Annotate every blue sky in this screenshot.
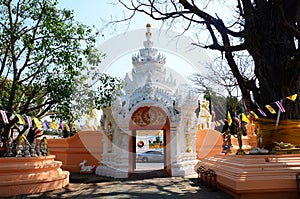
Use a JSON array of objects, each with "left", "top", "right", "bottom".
[
  {"left": 58, "top": 0, "right": 203, "bottom": 79},
  {"left": 57, "top": 1, "right": 234, "bottom": 79},
  {"left": 57, "top": 0, "right": 232, "bottom": 38},
  {"left": 56, "top": 1, "right": 231, "bottom": 123},
  {"left": 58, "top": 0, "right": 162, "bottom": 40}
]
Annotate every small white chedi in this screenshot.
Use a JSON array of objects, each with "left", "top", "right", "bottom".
[{"left": 96, "top": 24, "right": 209, "bottom": 178}]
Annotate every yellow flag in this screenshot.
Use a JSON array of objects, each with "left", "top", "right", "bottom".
[
  {"left": 33, "top": 118, "right": 42, "bottom": 129},
  {"left": 241, "top": 113, "right": 250, "bottom": 124},
  {"left": 50, "top": 119, "right": 58, "bottom": 130},
  {"left": 265, "top": 105, "right": 276, "bottom": 114},
  {"left": 20, "top": 134, "right": 26, "bottom": 144},
  {"left": 65, "top": 124, "right": 70, "bottom": 132},
  {"left": 286, "top": 94, "right": 297, "bottom": 102},
  {"left": 227, "top": 111, "right": 232, "bottom": 126},
  {"left": 15, "top": 114, "right": 25, "bottom": 125},
  {"left": 250, "top": 111, "right": 259, "bottom": 119}
]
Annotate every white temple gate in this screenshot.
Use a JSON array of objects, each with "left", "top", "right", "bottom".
[{"left": 95, "top": 24, "right": 204, "bottom": 178}]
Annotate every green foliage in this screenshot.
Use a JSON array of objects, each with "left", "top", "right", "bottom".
[
  {"left": 94, "top": 73, "right": 126, "bottom": 109},
  {"left": 0, "top": 0, "right": 110, "bottom": 137},
  {"left": 0, "top": 0, "right": 130, "bottom": 156}
]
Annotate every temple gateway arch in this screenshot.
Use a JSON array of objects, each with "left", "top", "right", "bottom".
[{"left": 94, "top": 24, "right": 213, "bottom": 178}]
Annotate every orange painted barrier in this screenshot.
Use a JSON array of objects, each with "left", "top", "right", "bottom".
[
  {"left": 195, "top": 126, "right": 299, "bottom": 199},
  {"left": 47, "top": 131, "right": 103, "bottom": 172},
  {"left": 0, "top": 155, "right": 69, "bottom": 197},
  {"left": 198, "top": 153, "right": 300, "bottom": 199},
  {"left": 196, "top": 129, "right": 223, "bottom": 160},
  {"left": 196, "top": 125, "right": 257, "bottom": 159}
]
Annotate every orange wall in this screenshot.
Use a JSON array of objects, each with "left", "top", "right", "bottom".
[
  {"left": 47, "top": 131, "right": 103, "bottom": 172},
  {"left": 48, "top": 128, "right": 253, "bottom": 173},
  {"left": 49, "top": 129, "right": 222, "bottom": 172},
  {"left": 196, "top": 125, "right": 257, "bottom": 160},
  {"left": 196, "top": 129, "right": 223, "bottom": 160}
]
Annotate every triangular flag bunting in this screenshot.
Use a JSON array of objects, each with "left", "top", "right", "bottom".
[
  {"left": 286, "top": 94, "right": 297, "bottom": 102},
  {"left": 33, "top": 118, "right": 42, "bottom": 129},
  {"left": 241, "top": 113, "right": 249, "bottom": 124},
  {"left": 0, "top": 110, "right": 9, "bottom": 124},
  {"left": 44, "top": 120, "right": 50, "bottom": 129},
  {"left": 15, "top": 114, "right": 25, "bottom": 124},
  {"left": 258, "top": 108, "right": 267, "bottom": 117},
  {"left": 275, "top": 101, "right": 286, "bottom": 112},
  {"left": 50, "top": 119, "right": 58, "bottom": 130},
  {"left": 227, "top": 111, "right": 232, "bottom": 126},
  {"left": 26, "top": 116, "right": 32, "bottom": 128},
  {"left": 234, "top": 113, "right": 241, "bottom": 127},
  {"left": 65, "top": 124, "right": 70, "bottom": 132},
  {"left": 59, "top": 121, "right": 64, "bottom": 130},
  {"left": 219, "top": 120, "right": 225, "bottom": 126},
  {"left": 250, "top": 111, "right": 259, "bottom": 119},
  {"left": 265, "top": 105, "right": 276, "bottom": 114}
]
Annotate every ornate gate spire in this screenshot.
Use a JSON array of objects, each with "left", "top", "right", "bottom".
[{"left": 132, "top": 24, "right": 166, "bottom": 66}]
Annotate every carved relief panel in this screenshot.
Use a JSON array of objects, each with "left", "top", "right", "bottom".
[{"left": 131, "top": 106, "right": 169, "bottom": 128}]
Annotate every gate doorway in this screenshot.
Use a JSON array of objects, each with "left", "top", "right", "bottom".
[
  {"left": 135, "top": 130, "right": 165, "bottom": 172},
  {"left": 128, "top": 106, "right": 171, "bottom": 177}
]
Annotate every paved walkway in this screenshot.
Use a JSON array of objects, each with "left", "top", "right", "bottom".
[{"left": 9, "top": 173, "right": 234, "bottom": 199}]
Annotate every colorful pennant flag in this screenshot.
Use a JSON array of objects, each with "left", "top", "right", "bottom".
[
  {"left": 15, "top": 114, "right": 25, "bottom": 124},
  {"left": 50, "top": 119, "right": 58, "bottom": 130},
  {"left": 59, "top": 121, "right": 64, "bottom": 130},
  {"left": 286, "top": 94, "right": 297, "bottom": 102},
  {"left": 219, "top": 119, "right": 225, "bottom": 126},
  {"left": 227, "top": 111, "right": 232, "bottom": 126},
  {"left": 65, "top": 124, "right": 70, "bottom": 132},
  {"left": 238, "top": 93, "right": 297, "bottom": 121},
  {"left": 241, "top": 113, "right": 249, "bottom": 124},
  {"left": 250, "top": 111, "right": 259, "bottom": 119},
  {"left": 258, "top": 108, "right": 267, "bottom": 117},
  {"left": 26, "top": 116, "right": 32, "bottom": 128},
  {"left": 33, "top": 118, "right": 42, "bottom": 129},
  {"left": 234, "top": 113, "right": 241, "bottom": 127},
  {"left": 70, "top": 124, "right": 75, "bottom": 132},
  {"left": 265, "top": 105, "right": 276, "bottom": 114},
  {"left": 275, "top": 101, "right": 286, "bottom": 112},
  {"left": 44, "top": 120, "right": 50, "bottom": 129},
  {"left": 0, "top": 110, "right": 9, "bottom": 124}
]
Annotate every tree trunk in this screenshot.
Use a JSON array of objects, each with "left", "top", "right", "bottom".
[{"left": 244, "top": 1, "right": 300, "bottom": 120}]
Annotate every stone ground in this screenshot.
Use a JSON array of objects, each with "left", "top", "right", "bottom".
[{"left": 6, "top": 172, "right": 234, "bottom": 199}]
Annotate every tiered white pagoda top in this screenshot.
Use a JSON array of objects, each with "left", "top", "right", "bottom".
[
  {"left": 122, "top": 23, "right": 190, "bottom": 110},
  {"left": 132, "top": 24, "right": 166, "bottom": 66},
  {"left": 114, "top": 24, "right": 194, "bottom": 123}
]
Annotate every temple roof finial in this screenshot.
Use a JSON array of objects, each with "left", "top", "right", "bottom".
[
  {"left": 144, "top": 23, "right": 153, "bottom": 48},
  {"left": 132, "top": 24, "right": 166, "bottom": 66}
]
